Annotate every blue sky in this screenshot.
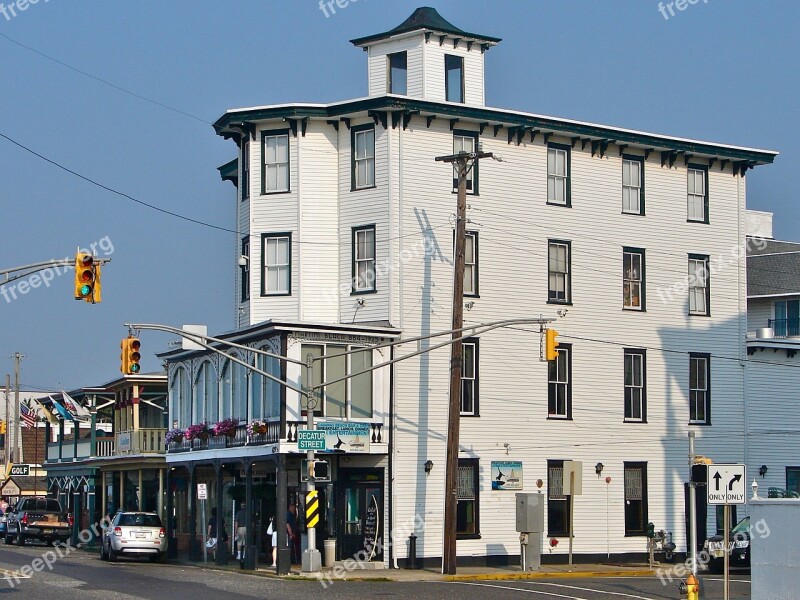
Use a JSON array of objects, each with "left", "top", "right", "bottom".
[{"left": 0, "top": 0, "right": 797, "bottom": 391}]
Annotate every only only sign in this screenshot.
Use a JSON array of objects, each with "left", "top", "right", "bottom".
[{"left": 707, "top": 464, "right": 747, "bottom": 505}]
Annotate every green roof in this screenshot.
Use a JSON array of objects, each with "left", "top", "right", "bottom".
[
  {"left": 350, "top": 6, "right": 501, "bottom": 47},
  {"left": 213, "top": 96, "right": 778, "bottom": 166}
]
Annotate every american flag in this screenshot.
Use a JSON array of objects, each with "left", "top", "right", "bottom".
[{"left": 20, "top": 402, "right": 38, "bottom": 428}]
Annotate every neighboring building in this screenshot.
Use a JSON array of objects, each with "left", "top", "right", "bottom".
[
  {"left": 167, "top": 7, "right": 778, "bottom": 567},
  {"left": 745, "top": 211, "right": 800, "bottom": 500},
  {"left": 0, "top": 389, "right": 51, "bottom": 464},
  {"left": 44, "top": 373, "right": 167, "bottom": 533}
]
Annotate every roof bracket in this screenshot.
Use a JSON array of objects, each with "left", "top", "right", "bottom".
[
  {"left": 618, "top": 144, "right": 628, "bottom": 156},
  {"left": 467, "top": 41, "right": 474, "bottom": 52},
  {"left": 450, "top": 118, "right": 459, "bottom": 131},
  {"left": 516, "top": 127, "right": 525, "bottom": 146},
  {"left": 288, "top": 119, "right": 298, "bottom": 138},
  {"left": 542, "top": 132, "right": 552, "bottom": 145},
  {"left": 326, "top": 120, "right": 339, "bottom": 132},
  {"left": 300, "top": 117, "right": 309, "bottom": 137},
  {"left": 720, "top": 159, "right": 728, "bottom": 172},
  {"left": 683, "top": 153, "right": 693, "bottom": 166},
  {"left": 403, "top": 111, "right": 419, "bottom": 130},
  {"left": 591, "top": 140, "right": 600, "bottom": 157},
  {"left": 426, "top": 115, "right": 436, "bottom": 128},
  {"left": 571, "top": 137, "right": 580, "bottom": 148},
  {"left": 341, "top": 117, "right": 351, "bottom": 130},
  {"left": 368, "top": 110, "right": 387, "bottom": 129},
  {"left": 424, "top": 32, "right": 432, "bottom": 43},
  {"left": 707, "top": 158, "right": 717, "bottom": 170},
  {"left": 493, "top": 124, "right": 502, "bottom": 137},
  {"left": 644, "top": 149, "right": 653, "bottom": 160},
  {"left": 600, "top": 140, "right": 610, "bottom": 158},
  {"left": 439, "top": 35, "right": 446, "bottom": 46},
  {"left": 530, "top": 129, "right": 538, "bottom": 143},
  {"left": 581, "top": 138, "right": 590, "bottom": 151},
  {"left": 507, "top": 127, "right": 517, "bottom": 145},
  {"left": 391, "top": 112, "right": 402, "bottom": 129},
  {"left": 479, "top": 122, "right": 488, "bottom": 135},
  {"left": 453, "top": 37, "right": 461, "bottom": 49}
]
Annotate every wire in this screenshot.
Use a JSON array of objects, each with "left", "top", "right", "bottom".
[
  {"left": 0, "top": 132, "right": 241, "bottom": 235},
  {"left": 0, "top": 31, "right": 211, "bottom": 125}
]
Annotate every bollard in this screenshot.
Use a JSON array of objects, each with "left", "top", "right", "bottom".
[{"left": 407, "top": 533, "right": 418, "bottom": 569}]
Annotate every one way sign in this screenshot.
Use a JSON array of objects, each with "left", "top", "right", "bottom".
[{"left": 707, "top": 464, "right": 747, "bottom": 505}]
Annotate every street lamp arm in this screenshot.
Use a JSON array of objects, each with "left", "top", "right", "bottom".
[
  {"left": 126, "top": 323, "right": 306, "bottom": 395},
  {"left": 127, "top": 322, "right": 305, "bottom": 366},
  {"left": 314, "top": 317, "right": 552, "bottom": 391}
]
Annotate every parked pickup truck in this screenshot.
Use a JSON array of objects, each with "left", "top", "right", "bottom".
[{"left": 4, "top": 497, "right": 72, "bottom": 546}]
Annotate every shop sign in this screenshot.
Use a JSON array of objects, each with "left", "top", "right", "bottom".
[
  {"left": 491, "top": 461, "right": 523, "bottom": 490},
  {"left": 2, "top": 479, "right": 20, "bottom": 496},
  {"left": 318, "top": 421, "right": 370, "bottom": 453}
]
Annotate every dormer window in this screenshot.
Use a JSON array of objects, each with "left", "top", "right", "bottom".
[
  {"left": 387, "top": 52, "right": 407, "bottom": 95},
  {"left": 445, "top": 54, "right": 464, "bottom": 103}
]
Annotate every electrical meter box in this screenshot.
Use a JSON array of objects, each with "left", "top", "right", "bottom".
[{"left": 515, "top": 493, "right": 544, "bottom": 532}]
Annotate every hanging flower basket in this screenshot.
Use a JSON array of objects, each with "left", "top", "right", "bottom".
[
  {"left": 185, "top": 422, "right": 210, "bottom": 442},
  {"left": 247, "top": 419, "right": 268, "bottom": 436},
  {"left": 212, "top": 418, "right": 240, "bottom": 438},
  {"left": 165, "top": 428, "right": 184, "bottom": 447}
]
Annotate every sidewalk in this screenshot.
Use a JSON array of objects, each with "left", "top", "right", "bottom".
[{"left": 173, "top": 557, "right": 656, "bottom": 582}]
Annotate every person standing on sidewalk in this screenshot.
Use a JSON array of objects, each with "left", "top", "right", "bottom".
[
  {"left": 287, "top": 503, "right": 298, "bottom": 563},
  {"left": 234, "top": 502, "right": 247, "bottom": 560}
]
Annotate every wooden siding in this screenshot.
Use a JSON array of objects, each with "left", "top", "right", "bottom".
[
  {"left": 367, "top": 35, "right": 425, "bottom": 98},
  {"left": 423, "top": 38, "right": 485, "bottom": 106}
]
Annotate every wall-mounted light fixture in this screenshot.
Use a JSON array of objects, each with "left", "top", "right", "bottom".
[
  {"left": 465, "top": 301, "right": 475, "bottom": 310},
  {"left": 424, "top": 460, "right": 434, "bottom": 475},
  {"left": 759, "top": 464, "right": 768, "bottom": 478},
  {"left": 595, "top": 462, "right": 604, "bottom": 477},
  {"left": 238, "top": 255, "right": 249, "bottom": 267},
  {"left": 751, "top": 479, "right": 759, "bottom": 499}
]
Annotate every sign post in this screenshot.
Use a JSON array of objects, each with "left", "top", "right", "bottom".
[
  {"left": 707, "top": 464, "right": 746, "bottom": 600},
  {"left": 562, "top": 461, "right": 583, "bottom": 568},
  {"left": 197, "top": 483, "right": 208, "bottom": 563}
]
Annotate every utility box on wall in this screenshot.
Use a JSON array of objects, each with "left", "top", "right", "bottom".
[{"left": 516, "top": 493, "right": 544, "bottom": 533}]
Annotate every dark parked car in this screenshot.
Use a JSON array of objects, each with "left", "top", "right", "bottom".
[{"left": 704, "top": 516, "right": 751, "bottom": 573}]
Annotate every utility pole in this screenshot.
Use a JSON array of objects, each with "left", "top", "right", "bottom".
[
  {"left": 4, "top": 374, "right": 9, "bottom": 467},
  {"left": 435, "top": 147, "right": 492, "bottom": 575},
  {"left": 688, "top": 431, "right": 697, "bottom": 576},
  {"left": 13, "top": 353, "right": 23, "bottom": 464},
  {"left": 302, "top": 353, "right": 321, "bottom": 572}
]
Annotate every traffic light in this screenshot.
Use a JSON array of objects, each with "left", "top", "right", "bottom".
[
  {"left": 0, "top": 419, "right": 5, "bottom": 434},
  {"left": 309, "top": 459, "right": 330, "bottom": 482},
  {"left": 647, "top": 522, "right": 655, "bottom": 539},
  {"left": 120, "top": 337, "right": 142, "bottom": 374},
  {"left": 545, "top": 328, "right": 560, "bottom": 361},
  {"left": 91, "top": 263, "right": 102, "bottom": 303},
  {"left": 74, "top": 253, "right": 94, "bottom": 301}
]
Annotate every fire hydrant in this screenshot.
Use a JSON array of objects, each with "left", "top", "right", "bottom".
[{"left": 685, "top": 574, "right": 699, "bottom": 600}]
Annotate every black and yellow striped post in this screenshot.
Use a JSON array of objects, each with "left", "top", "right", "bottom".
[{"left": 305, "top": 490, "right": 320, "bottom": 529}]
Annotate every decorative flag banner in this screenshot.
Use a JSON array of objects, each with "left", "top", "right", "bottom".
[
  {"left": 34, "top": 398, "right": 60, "bottom": 426},
  {"left": 50, "top": 397, "right": 75, "bottom": 422},
  {"left": 20, "top": 402, "right": 38, "bottom": 428},
  {"left": 61, "top": 390, "right": 91, "bottom": 421}
]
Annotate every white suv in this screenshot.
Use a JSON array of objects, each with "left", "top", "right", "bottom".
[{"left": 100, "top": 512, "right": 166, "bottom": 563}]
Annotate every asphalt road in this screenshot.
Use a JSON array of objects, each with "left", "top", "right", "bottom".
[{"left": 0, "top": 542, "right": 751, "bottom": 599}]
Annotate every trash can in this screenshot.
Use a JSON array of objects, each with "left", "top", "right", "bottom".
[{"left": 324, "top": 538, "right": 336, "bottom": 567}]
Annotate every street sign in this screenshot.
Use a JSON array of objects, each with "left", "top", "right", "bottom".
[
  {"left": 298, "top": 429, "right": 326, "bottom": 451},
  {"left": 197, "top": 483, "right": 208, "bottom": 500},
  {"left": 562, "top": 461, "right": 583, "bottom": 496},
  {"left": 707, "top": 464, "right": 746, "bottom": 505},
  {"left": 9, "top": 465, "right": 29, "bottom": 476}
]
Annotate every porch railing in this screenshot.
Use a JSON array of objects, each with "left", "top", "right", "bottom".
[
  {"left": 769, "top": 318, "right": 800, "bottom": 338},
  {"left": 115, "top": 428, "right": 166, "bottom": 455}
]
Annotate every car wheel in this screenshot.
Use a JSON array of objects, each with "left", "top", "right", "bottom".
[
  {"left": 108, "top": 545, "right": 118, "bottom": 562},
  {"left": 3, "top": 533, "right": 11, "bottom": 545},
  {"left": 15, "top": 532, "right": 24, "bottom": 547}
]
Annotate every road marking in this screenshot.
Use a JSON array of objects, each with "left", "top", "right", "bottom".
[
  {"left": 0, "top": 568, "right": 30, "bottom": 579},
  {"left": 525, "top": 581, "right": 655, "bottom": 600},
  {"left": 450, "top": 581, "right": 589, "bottom": 599},
  {"left": 705, "top": 577, "right": 750, "bottom": 584}
]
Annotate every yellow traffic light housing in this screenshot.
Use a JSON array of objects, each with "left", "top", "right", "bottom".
[
  {"left": 545, "top": 328, "right": 560, "bottom": 361},
  {"left": 91, "top": 263, "right": 102, "bottom": 303},
  {"left": 74, "top": 253, "right": 94, "bottom": 301},
  {"left": 120, "top": 337, "right": 142, "bottom": 374}
]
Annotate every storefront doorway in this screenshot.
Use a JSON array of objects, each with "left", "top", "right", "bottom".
[{"left": 336, "top": 469, "right": 383, "bottom": 562}]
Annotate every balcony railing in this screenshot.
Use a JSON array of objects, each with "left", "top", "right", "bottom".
[
  {"left": 769, "top": 318, "right": 800, "bottom": 338},
  {"left": 46, "top": 438, "right": 115, "bottom": 462},
  {"left": 115, "top": 428, "right": 166, "bottom": 455},
  {"left": 166, "top": 420, "right": 385, "bottom": 453}
]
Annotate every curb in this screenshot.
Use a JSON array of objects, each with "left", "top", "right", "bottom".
[{"left": 444, "top": 569, "right": 656, "bottom": 581}]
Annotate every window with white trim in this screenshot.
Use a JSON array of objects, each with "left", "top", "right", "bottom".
[
  {"left": 300, "top": 343, "right": 373, "bottom": 419},
  {"left": 548, "top": 240, "right": 571, "bottom": 303},
  {"left": 547, "top": 144, "right": 570, "bottom": 206},
  {"left": 624, "top": 349, "right": 646, "bottom": 422},
  {"left": 387, "top": 51, "right": 407, "bottom": 95},
  {"left": 623, "top": 248, "right": 645, "bottom": 310},
  {"left": 688, "top": 255, "right": 709, "bottom": 315},
  {"left": 460, "top": 338, "right": 478, "bottom": 416},
  {"left": 464, "top": 232, "right": 478, "bottom": 296},
  {"left": 453, "top": 131, "right": 478, "bottom": 193},
  {"left": 261, "top": 234, "right": 291, "bottom": 295},
  {"left": 352, "top": 126, "right": 375, "bottom": 189},
  {"left": 548, "top": 345, "right": 571, "bottom": 418},
  {"left": 262, "top": 132, "right": 289, "bottom": 193},
  {"left": 622, "top": 156, "right": 644, "bottom": 214},
  {"left": 445, "top": 54, "right": 464, "bottom": 103},
  {"left": 353, "top": 226, "right": 376, "bottom": 293},
  {"left": 689, "top": 353, "right": 710, "bottom": 424},
  {"left": 687, "top": 166, "right": 708, "bottom": 222}
]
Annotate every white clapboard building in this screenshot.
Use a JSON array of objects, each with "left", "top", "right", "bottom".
[{"left": 167, "top": 7, "right": 778, "bottom": 567}]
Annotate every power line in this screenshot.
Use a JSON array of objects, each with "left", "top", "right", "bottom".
[
  {"left": 0, "top": 131, "right": 241, "bottom": 235},
  {"left": 0, "top": 31, "right": 211, "bottom": 125}
]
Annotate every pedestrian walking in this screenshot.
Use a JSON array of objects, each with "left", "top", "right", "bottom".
[{"left": 234, "top": 502, "right": 247, "bottom": 560}]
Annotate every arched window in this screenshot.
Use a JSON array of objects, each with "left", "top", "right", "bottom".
[
  {"left": 220, "top": 359, "right": 232, "bottom": 420},
  {"left": 232, "top": 355, "right": 248, "bottom": 420},
  {"left": 265, "top": 355, "right": 281, "bottom": 419},
  {"left": 194, "top": 361, "right": 217, "bottom": 424},
  {"left": 171, "top": 367, "right": 191, "bottom": 428}
]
